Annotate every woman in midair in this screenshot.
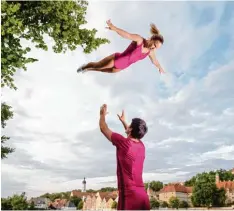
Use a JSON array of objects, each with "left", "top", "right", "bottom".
[{"left": 77, "top": 20, "right": 165, "bottom": 74}]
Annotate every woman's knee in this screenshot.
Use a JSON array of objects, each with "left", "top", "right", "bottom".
[{"left": 112, "top": 68, "right": 121, "bottom": 73}]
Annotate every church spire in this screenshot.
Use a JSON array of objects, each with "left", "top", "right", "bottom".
[{"left": 82, "top": 177, "right": 86, "bottom": 192}]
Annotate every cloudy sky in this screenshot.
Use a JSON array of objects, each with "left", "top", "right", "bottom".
[{"left": 2, "top": 1, "right": 234, "bottom": 198}]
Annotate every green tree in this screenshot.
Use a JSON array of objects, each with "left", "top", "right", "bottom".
[
  {"left": 213, "top": 187, "right": 226, "bottom": 207},
  {"left": 184, "top": 176, "right": 196, "bottom": 187},
  {"left": 10, "top": 192, "right": 28, "bottom": 210},
  {"left": 191, "top": 172, "right": 226, "bottom": 208},
  {"left": 86, "top": 189, "right": 96, "bottom": 193},
  {"left": 29, "top": 201, "right": 35, "bottom": 210},
  {"left": 150, "top": 198, "right": 160, "bottom": 209},
  {"left": 184, "top": 169, "right": 234, "bottom": 187},
  {"left": 1, "top": 197, "right": 13, "bottom": 210},
  {"left": 1, "top": 1, "right": 109, "bottom": 158},
  {"left": 216, "top": 169, "right": 234, "bottom": 181},
  {"left": 144, "top": 181, "right": 163, "bottom": 192},
  {"left": 40, "top": 192, "right": 71, "bottom": 201},
  {"left": 169, "top": 196, "right": 180, "bottom": 209},
  {"left": 150, "top": 181, "right": 163, "bottom": 192},
  {"left": 99, "top": 187, "right": 117, "bottom": 192},
  {"left": 77, "top": 201, "right": 83, "bottom": 210},
  {"left": 144, "top": 183, "right": 148, "bottom": 191},
  {"left": 179, "top": 200, "right": 189, "bottom": 208},
  {"left": 40, "top": 192, "right": 50, "bottom": 199},
  {"left": 160, "top": 201, "right": 168, "bottom": 208},
  {"left": 70, "top": 196, "right": 82, "bottom": 207},
  {"left": 61, "top": 192, "right": 71, "bottom": 200},
  {"left": 111, "top": 201, "right": 117, "bottom": 209},
  {"left": 1, "top": 1, "right": 109, "bottom": 90},
  {"left": 1, "top": 102, "right": 14, "bottom": 159}
]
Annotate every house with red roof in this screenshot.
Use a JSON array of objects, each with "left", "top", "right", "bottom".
[
  {"left": 71, "top": 189, "right": 118, "bottom": 210},
  {"left": 159, "top": 183, "right": 193, "bottom": 205}
]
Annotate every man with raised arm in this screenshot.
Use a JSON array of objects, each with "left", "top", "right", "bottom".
[{"left": 99, "top": 104, "right": 150, "bottom": 210}]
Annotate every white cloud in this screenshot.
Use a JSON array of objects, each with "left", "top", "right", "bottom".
[
  {"left": 1, "top": 1, "right": 233, "bottom": 198},
  {"left": 201, "top": 146, "right": 234, "bottom": 161}
]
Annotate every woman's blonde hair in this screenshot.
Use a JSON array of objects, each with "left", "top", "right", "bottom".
[
  {"left": 150, "top": 23, "right": 160, "bottom": 35},
  {"left": 149, "top": 23, "right": 164, "bottom": 44}
]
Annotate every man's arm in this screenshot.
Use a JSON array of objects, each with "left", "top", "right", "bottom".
[
  {"left": 117, "top": 110, "right": 129, "bottom": 130},
  {"left": 99, "top": 104, "right": 128, "bottom": 149},
  {"left": 99, "top": 112, "right": 112, "bottom": 142},
  {"left": 120, "top": 120, "right": 128, "bottom": 130}
]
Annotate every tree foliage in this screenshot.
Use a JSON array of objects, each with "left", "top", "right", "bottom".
[
  {"left": 70, "top": 196, "right": 82, "bottom": 207},
  {"left": 179, "top": 200, "right": 189, "bottom": 208},
  {"left": 1, "top": 192, "right": 28, "bottom": 210},
  {"left": 216, "top": 169, "right": 234, "bottom": 181},
  {"left": 98, "top": 187, "right": 117, "bottom": 192},
  {"left": 77, "top": 201, "right": 83, "bottom": 210},
  {"left": 144, "top": 181, "right": 163, "bottom": 192},
  {"left": 1, "top": 197, "right": 13, "bottom": 210},
  {"left": 29, "top": 201, "right": 35, "bottom": 210},
  {"left": 1, "top": 0, "right": 109, "bottom": 90},
  {"left": 185, "top": 169, "right": 234, "bottom": 187},
  {"left": 213, "top": 187, "right": 226, "bottom": 207},
  {"left": 150, "top": 181, "right": 163, "bottom": 192},
  {"left": 160, "top": 201, "right": 168, "bottom": 208},
  {"left": 1, "top": 102, "right": 14, "bottom": 159},
  {"left": 40, "top": 191, "right": 71, "bottom": 201},
  {"left": 86, "top": 189, "right": 96, "bottom": 193},
  {"left": 169, "top": 196, "right": 180, "bottom": 209},
  {"left": 150, "top": 198, "right": 160, "bottom": 209},
  {"left": 111, "top": 201, "right": 117, "bottom": 209},
  {"left": 184, "top": 176, "right": 196, "bottom": 187},
  {"left": 191, "top": 172, "right": 226, "bottom": 208}
]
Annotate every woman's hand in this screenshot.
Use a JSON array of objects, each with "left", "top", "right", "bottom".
[
  {"left": 159, "top": 67, "right": 166, "bottom": 74},
  {"left": 106, "top": 19, "right": 115, "bottom": 30}
]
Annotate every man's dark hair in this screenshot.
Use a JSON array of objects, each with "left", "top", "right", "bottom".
[{"left": 130, "top": 118, "right": 148, "bottom": 139}]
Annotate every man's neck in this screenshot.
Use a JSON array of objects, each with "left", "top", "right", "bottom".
[{"left": 128, "top": 135, "right": 140, "bottom": 142}]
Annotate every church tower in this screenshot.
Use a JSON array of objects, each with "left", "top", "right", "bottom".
[{"left": 82, "top": 177, "right": 86, "bottom": 192}]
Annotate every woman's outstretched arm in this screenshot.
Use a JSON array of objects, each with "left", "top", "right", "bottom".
[
  {"left": 149, "top": 50, "right": 165, "bottom": 74},
  {"left": 106, "top": 20, "right": 143, "bottom": 43}
]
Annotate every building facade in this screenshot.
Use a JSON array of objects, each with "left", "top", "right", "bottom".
[
  {"left": 159, "top": 183, "right": 192, "bottom": 205},
  {"left": 71, "top": 178, "right": 118, "bottom": 210}
]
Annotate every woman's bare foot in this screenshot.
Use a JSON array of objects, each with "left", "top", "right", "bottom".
[{"left": 77, "top": 64, "right": 86, "bottom": 73}]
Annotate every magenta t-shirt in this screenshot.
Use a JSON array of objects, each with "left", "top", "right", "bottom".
[{"left": 111, "top": 132, "right": 145, "bottom": 190}]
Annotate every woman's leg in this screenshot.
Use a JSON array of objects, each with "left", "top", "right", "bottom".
[
  {"left": 83, "top": 54, "right": 121, "bottom": 73},
  {"left": 83, "top": 54, "right": 115, "bottom": 70},
  {"left": 86, "top": 67, "right": 121, "bottom": 73}
]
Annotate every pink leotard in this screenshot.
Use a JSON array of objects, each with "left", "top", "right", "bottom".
[{"left": 114, "top": 40, "right": 150, "bottom": 70}]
